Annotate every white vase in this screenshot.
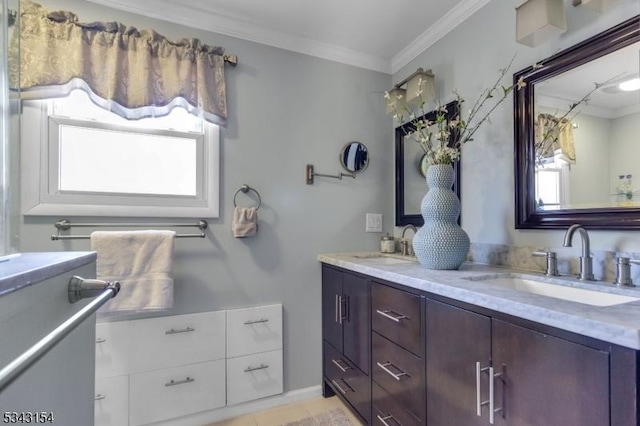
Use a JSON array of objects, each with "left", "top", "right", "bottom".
[{"left": 412, "top": 163, "right": 470, "bottom": 269}]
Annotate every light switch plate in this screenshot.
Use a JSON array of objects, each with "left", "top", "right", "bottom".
[{"left": 366, "top": 213, "right": 383, "bottom": 232}]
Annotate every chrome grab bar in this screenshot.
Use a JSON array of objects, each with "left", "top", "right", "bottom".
[
  {"left": 68, "top": 276, "right": 120, "bottom": 303},
  {"left": 0, "top": 279, "right": 119, "bottom": 394},
  {"left": 51, "top": 219, "right": 208, "bottom": 240}
]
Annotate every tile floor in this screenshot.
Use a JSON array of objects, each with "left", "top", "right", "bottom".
[{"left": 207, "top": 396, "right": 364, "bottom": 426}]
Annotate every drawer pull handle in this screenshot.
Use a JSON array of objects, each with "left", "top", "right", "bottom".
[
  {"left": 489, "top": 366, "right": 504, "bottom": 425},
  {"left": 165, "top": 327, "right": 195, "bottom": 335},
  {"left": 331, "top": 358, "right": 351, "bottom": 373},
  {"left": 95, "top": 338, "right": 106, "bottom": 343},
  {"left": 244, "top": 318, "right": 269, "bottom": 325},
  {"left": 376, "top": 361, "right": 408, "bottom": 380},
  {"left": 94, "top": 394, "right": 106, "bottom": 401},
  {"left": 476, "top": 361, "right": 490, "bottom": 416},
  {"left": 244, "top": 363, "right": 269, "bottom": 373},
  {"left": 376, "top": 414, "right": 396, "bottom": 426},
  {"left": 376, "top": 309, "right": 409, "bottom": 323},
  {"left": 165, "top": 377, "right": 195, "bottom": 387},
  {"left": 330, "top": 379, "right": 353, "bottom": 395}
]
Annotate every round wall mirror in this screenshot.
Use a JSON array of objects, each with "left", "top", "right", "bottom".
[
  {"left": 340, "top": 142, "right": 369, "bottom": 174},
  {"left": 418, "top": 154, "right": 429, "bottom": 178}
]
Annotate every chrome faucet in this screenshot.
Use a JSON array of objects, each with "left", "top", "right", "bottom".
[
  {"left": 562, "top": 224, "right": 595, "bottom": 281},
  {"left": 400, "top": 225, "right": 417, "bottom": 256}
]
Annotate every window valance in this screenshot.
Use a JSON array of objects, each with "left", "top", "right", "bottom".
[
  {"left": 10, "top": 0, "right": 228, "bottom": 125},
  {"left": 535, "top": 113, "right": 576, "bottom": 164}
]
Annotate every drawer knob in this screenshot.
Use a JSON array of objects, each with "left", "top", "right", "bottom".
[
  {"left": 376, "top": 361, "right": 408, "bottom": 381},
  {"left": 165, "top": 377, "right": 195, "bottom": 387},
  {"left": 376, "top": 309, "right": 409, "bottom": 323},
  {"left": 244, "top": 363, "right": 269, "bottom": 373},
  {"left": 94, "top": 394, "right": 106, "bottom": 401},
  {"left": 244, "top": 318, "right": 269, "bottom": 325},
  {"left": 165, "top": 327, "right": 195, "bottom": 335}
]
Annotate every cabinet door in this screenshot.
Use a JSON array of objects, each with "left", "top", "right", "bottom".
[
  {"left": 322, "top": 266, "right": 343, "bottom": 352},
  {"left": 342, "top": 272, "right": 370, "bottom": 374},
  {"left": 492, "top": 319, "right": 610, "bottom": 426},
  {"left": 426, "top": 299, "right": 491, "bottom": 426}
]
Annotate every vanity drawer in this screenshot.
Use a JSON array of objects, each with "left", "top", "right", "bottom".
[
  {"left": 129, "top": 359, "right": 226, "bottom": 426},
  {"left": 95, "top": 321, "right": 131, "bottom": 379},
  {"left": 227, "top": 304, "right": 282, "bottom": 358},
  {"left": 372, "top": 332, "right": 425, "bottom": 423},
  {"left": 371, "top": 281, "right": 423, "bottom": 356},
  {"left": 94, "top": 375, "right": 128, "bottom": 426},
  {"left": 227, "top": 349, "right": 283, "bottom": 405},
  {"left": 324, "top": 341, "right": 371, "bottom": 424},
  {"left": 129, "top": 310, "right": 225, "bottom": 373},
  {"left": 372, "top": 381, "right": 421, "bottom": 426}
]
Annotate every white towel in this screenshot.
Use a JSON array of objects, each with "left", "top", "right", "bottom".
[
  {"left": 232, "top": 206, "right": 258, "bottom": 237},
  {"left": 90, "top": 230, "right": 176, "bottom": 315}
]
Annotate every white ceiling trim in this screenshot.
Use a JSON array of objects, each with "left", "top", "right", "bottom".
[
  {"left": 391, "top": 0, "right": 494, "bottom": 75},
  {"left": 85, "top": 0, "right": 492, "bottom": 74}
]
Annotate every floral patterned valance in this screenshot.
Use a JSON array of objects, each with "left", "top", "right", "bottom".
[{"left": 10, "top": 0, "right": 228, "bottom": 126}]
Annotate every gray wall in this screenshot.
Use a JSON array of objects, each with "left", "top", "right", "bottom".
[
  {"left": 610, "top": 111, "right": 640, "bottom": 195},
  {"left": 18, "top": 0, "right": 393, "bottom": 392},
  {"left": 393, "top": 0, "right": 640, "bottom": 251}
]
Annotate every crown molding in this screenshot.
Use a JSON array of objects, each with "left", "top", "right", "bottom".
[
  {"left": 84, "top": 0, "right": 391, "bottom": 73},
  {"left": 391, "top": 0, "right": 494, "bottom": 74}
]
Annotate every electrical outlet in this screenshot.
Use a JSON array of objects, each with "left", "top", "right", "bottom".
[{"left": 366, "top": 213, "right": 383, "bottom": 233}]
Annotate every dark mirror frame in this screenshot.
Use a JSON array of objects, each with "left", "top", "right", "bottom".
[
  {"left": 514, "top": 15, "right": 640, "bottom": 230},
  {"left": 395, "top": 100, "right": 460, "bottom": 226}
]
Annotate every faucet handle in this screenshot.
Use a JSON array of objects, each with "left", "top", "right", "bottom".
[
  {"left": 532, "top": 251, "right": 559, "bottom": 276},
  {"left": 613, "top": 257, "right": 640, "bottom": 287}
]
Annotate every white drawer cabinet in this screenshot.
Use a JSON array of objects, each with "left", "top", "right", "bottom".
[
  {"left": 129, "top": 360, "right": 226, "bottom": 426},
  {"left": 95, "top": 375, "right": 129, "bottom": 426},
  {"left": 227, "top": 304, "right": 283, "bottom": 358},
  {"left": 129, "top": 310, "right": 226, "bottom": 373},
  {"left": 226, "top": 349, "right": 284, "bottom": 406},
  {"left": 96, "top": 321, "right": 131, "bottom": 379}
]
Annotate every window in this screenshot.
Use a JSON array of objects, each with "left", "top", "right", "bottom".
[
  {"left": 535, "top": 154, "right": 570, "bottom": 208},
  {"left": 21, "top": 90, "right": 220, "bottom": 218}
]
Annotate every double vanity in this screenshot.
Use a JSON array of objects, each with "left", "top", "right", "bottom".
[{"left": 319, "top": 252, "right": 640, "bottom": 425}]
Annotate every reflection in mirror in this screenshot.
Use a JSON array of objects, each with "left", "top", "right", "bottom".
[
  {"left": 514, "top": 15, "right": 640, "bottom": 229},
  {"left": 340, "top": 141, "right": 369, "bottom": 174},
  {"left": 395, "top": 101, "right": 460, "bottom": 226}
]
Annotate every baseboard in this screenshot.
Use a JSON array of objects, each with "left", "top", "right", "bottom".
[{"left": 151, "top": 385, "right": 324, "bottom": 426}]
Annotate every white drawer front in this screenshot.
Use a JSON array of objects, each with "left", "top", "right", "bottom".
[
  {"left": 129, "top": 311, "right": 225, "bottom": 373},
  {"left": 95, "top": 375, "right": 129, "bottom": 426},
  {"left": 227, "top": 304, "right": 282, "bottom": 358},
  {"left": 227, "top": 350, "right": 283, "bottom": 406},
  {"left": 96, "top": 321, "right": 131, "bottom": 379},
  {"left": 129, "top": 360, "right": 226, "bottom": 426}
]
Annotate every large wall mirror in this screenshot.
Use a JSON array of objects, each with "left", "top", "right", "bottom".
[
  {"left": 514, "top": 15, "right": 640, "bottom": 229},
  {"left": 395, "top": 101, "right": 460, "bottom": 226}
]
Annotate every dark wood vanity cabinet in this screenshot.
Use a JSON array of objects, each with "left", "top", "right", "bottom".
[
  {"left": 321, "top": 265, "right": 371, "bottom": 423},
  {"left": 321, "top": 264, "right": 640, "bottom": 426},
  {"left": 426, "top": 299, "right": 611, "bottom": 426}
]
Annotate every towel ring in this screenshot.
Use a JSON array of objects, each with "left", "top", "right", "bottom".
[{"left": 233, "top": 184, "right": 261, "bottom": 210}]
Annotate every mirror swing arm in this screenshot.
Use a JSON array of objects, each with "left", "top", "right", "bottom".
[
  {"left": 514, "top": 15, "right": 640, "bottom": 230},
  {"left": 305, "top": 165, "right": 355, "bottom": 184}
]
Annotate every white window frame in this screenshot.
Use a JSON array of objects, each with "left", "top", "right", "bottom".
[{"left": 21, "top": 101, "right": 220, "bottom": 218}]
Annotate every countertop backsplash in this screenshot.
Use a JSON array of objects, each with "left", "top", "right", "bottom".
[{"left": 469, "top": 242, "right": 640, "bottom": 285}]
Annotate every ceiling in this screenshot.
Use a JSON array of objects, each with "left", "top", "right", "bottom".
[{"left": 84, "top": 0, "right": 493, "bottom": 74}]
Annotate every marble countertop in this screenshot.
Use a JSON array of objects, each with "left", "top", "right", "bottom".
[
  {"left": 319, "top": 252, "right": 640, "bottom": 350},
  {"left": 0, "top": 252, "right": 97, "bottom": 297}
]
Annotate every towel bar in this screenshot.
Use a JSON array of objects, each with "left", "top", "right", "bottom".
[{"left": 51, "top": 219, "right": 208, "bottom": 240}]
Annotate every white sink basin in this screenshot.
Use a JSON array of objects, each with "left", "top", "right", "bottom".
[
  {"left": 466, "top": 273, "right": 640, "bottom": 307},
  {"left": 348, "top": 253, "right": 417, "bottom": 265}
]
